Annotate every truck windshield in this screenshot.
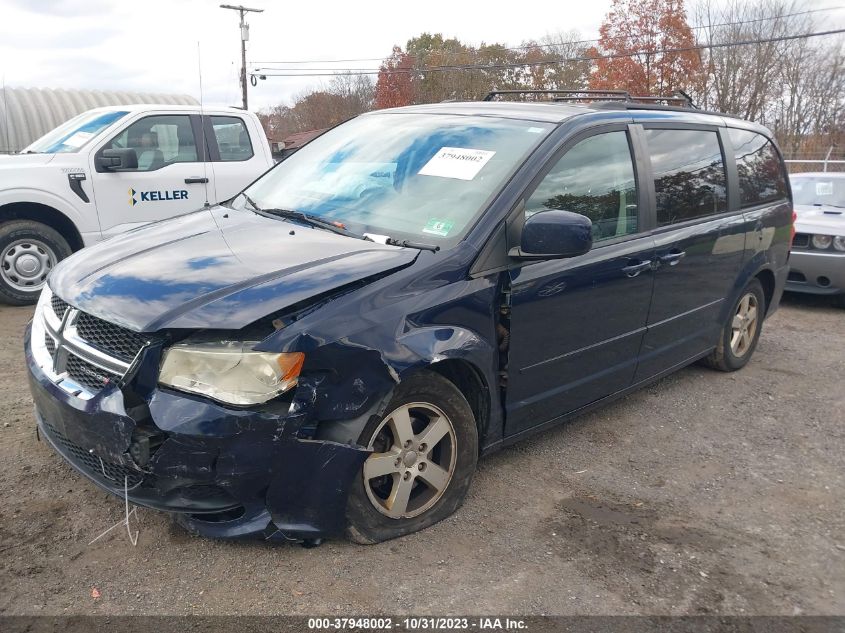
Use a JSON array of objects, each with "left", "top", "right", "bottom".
[
  {"left": 791, "top": 176, "right": 845, "bottom": 208},
  {"left": 236, "top": 112, "right": 554, "bottom": 247},
  {"left": 23, "top": 110, "right": 129, "bottom": 154}
]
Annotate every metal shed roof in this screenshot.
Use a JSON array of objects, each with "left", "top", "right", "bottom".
[{"left": 0, "top": 86, "right": 198, "bottom": 153}]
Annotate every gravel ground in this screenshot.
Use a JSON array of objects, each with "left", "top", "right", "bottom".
[{"left": 0, "top": 293, "right": 843, "bottom": 616}]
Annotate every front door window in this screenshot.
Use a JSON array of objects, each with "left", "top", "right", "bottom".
[
  {"left": 525, "top": 131, "right": 639, "bottom": 242},
  {"left": 105, "top": 115, "right": 198, "bottom": 172}
]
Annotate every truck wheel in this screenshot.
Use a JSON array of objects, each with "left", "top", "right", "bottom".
[
  {"left": 0, "top": 221, "right": 71, "bottom": 305},
  {"left": 701, "top": 278, "right": 765, "bottom": 372},
  {"left": 346, "top": 371, "right": 478, "bottom": 544}
]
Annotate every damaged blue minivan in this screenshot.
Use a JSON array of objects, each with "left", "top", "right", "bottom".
[{"left": 26, "top": 93, "right": 793, "bottom": 544}]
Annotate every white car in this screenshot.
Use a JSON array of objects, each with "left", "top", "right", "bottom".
[
  {"left": 788, "top": 172, "right": 845, "bottom": 307},
  {"left": 0, "top": 104, "right": 274, "bottom": 304}
]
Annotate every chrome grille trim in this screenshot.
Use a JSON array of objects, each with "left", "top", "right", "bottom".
[
  {"left": 32, "top": 288, "right": 146, "bottom": 400},
  {"left": 63, "top": 312, "right": 131, "bottom": 375}
]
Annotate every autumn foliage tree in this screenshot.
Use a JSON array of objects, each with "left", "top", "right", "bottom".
[
  {"left": 588, "top": 0, "right": 701, "bottom": 96},
  {"left": 374, "top": 46, "right": 415, "bottom": 109}
]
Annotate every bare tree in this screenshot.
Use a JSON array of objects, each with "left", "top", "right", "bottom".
[
  {"left": 692, "top": 0, "right": 807, "bottom": 120},
  {"left": 538, "top": 30, "right": 593, "bottom": 90},
  {"left": 691, "top": 0, "right": 845, "bottom": 159},
  {"left": 775, "top": 33, "right": 845, "bottom": 155}
]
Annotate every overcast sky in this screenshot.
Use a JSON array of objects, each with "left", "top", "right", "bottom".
[{"left": 1, "top": 0, "right": 843, "bottom": 111}]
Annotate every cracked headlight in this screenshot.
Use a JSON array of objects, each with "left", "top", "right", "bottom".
[{"left": 159, "top": 341, "right": 304, "bottom": 406}]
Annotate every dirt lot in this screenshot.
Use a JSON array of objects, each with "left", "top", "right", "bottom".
[{"left": 0, "top": 294, "right": 843, "bottom": 616}]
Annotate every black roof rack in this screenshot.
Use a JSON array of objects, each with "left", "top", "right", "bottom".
[
  {"left": 482, "top": 89, "right": 697, "bottom": 109},
  {"left": 483, "top": 89, "right": 630, "bottom": 102}
]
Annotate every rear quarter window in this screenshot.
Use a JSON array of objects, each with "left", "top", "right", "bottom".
[{"left": 727, "top": 128, "right": 788, "bottom": 207}]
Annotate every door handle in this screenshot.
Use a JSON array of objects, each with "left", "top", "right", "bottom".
[
  {"left": 659, "top": 251, "right": 686, "bottom": 266},
  {"left": 622, "top": 260, "right": 652, "bottom": 277},
  {"left": 184, "top": 177, "right": 209, "bottom": 184}
]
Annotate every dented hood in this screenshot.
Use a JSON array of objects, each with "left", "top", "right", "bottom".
[{"left": 49, "top": 207, "right": 416, "bottom": 332}]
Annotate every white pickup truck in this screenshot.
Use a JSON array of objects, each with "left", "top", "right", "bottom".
[{"left": 0, "top": 104, "right": 274, "bottom": 304}]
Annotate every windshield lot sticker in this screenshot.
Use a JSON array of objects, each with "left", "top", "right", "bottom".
[
  {"left": 418, "top": 147, "right": 496, "bottom": 181},
  {"left": 422, "top": 218, "right": 454, "bottom": 237},
  {"left": 816, "top": 181, "right": 833, "bottom": 196}
]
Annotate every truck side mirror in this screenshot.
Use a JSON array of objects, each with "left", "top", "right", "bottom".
[
  {"left": 509, "top": 209, "right": 593, "bottom": 259},
  {"left": 96, "top": 148, "right": 138, "bottom": 171}
]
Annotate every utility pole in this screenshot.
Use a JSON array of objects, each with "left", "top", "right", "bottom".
[{"left": 220, "top": 4, "right": 263, "bottom": 110}]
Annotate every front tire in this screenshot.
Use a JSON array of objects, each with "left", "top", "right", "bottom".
[
  {"left": 0, "top": 221, "right": 71, "bottom": 305},
  {"left": 702, "top": 278, "right": 765, "bottom": 372},
  {"left": 346, "top": 371, "right": 478, "bottom": 544}
]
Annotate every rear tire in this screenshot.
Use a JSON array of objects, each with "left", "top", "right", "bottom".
[
  {"left": 346, "top": 371, "right": 478, "bottom": 544},
  {"left": 702, "top": 278, "right": 765, "bottom": 372},
  {"left": 0, "top": 221, "right": 71, "bottom": 305}
]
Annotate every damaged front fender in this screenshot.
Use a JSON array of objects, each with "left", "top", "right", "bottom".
[{"left": 254, "top": 257, "right": 504, "bottom": 450}]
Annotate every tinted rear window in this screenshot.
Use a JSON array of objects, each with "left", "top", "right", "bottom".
[
  {"left": 728, "top": 128, "right": 788, "bottom": 207},
  {"left": 645, "top": 129, "right": 728, "bottom": 226}
]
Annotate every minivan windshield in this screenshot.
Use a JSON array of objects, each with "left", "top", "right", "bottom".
[
  {"left": 236, "top": 113, "right": 554, "bottom": 246},
  {"left": 23, "top": 110, "right": 128, "bottom": 154},
  {"left": 791, "top": 175, "right": 845, "bottom": 208}
]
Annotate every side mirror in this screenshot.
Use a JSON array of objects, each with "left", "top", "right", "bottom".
[
  {"left": 510, "top": 209, "right": 593, "bottom": 259},
  {"left": 96, "top": 148, "right": 138, "bottom": 171}
]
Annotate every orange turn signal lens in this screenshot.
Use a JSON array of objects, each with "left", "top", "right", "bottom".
[{"left": 277, "top": 351, "right": 305, "bottom": 383}]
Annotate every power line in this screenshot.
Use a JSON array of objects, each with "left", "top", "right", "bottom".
[
  {"left": 251, "top": 27, "right": 845, "bottom": 78},
  {"left": 251, "top": 4, "right": 845, "bottom": 68}
]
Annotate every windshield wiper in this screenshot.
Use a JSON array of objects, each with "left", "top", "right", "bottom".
[
  {"left": 361, "top": 232, "right": 440, "bottom": 253},
  {"left": 241, "top": 192, "right": 261, "bottom": 211},
  {"left": 384, "top": 238, "right": 440, "bottom": 253},
  {"left": 256, "top": 206, "right": 364, "bottom": 239},
  {"left": 244, "top": 195, "right": 440, "bottom": 251}
]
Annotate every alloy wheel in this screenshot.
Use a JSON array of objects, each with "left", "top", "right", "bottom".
[
  {"left": 730, "top": 292, "right": 759, "bottom": 358},
  {"left": 363, "top": 402, "right": 457, "bottom": 519}
]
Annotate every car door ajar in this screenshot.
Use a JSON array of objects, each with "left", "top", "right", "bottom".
[
  {"left": 90, "top": 113, "right": 211, "bottom": 237},
  {"left": 633, "top": 127, "right": 745, "bottom": 382},
  {"left": 505, "top": 127, "right": 657, "bottom": 437}
]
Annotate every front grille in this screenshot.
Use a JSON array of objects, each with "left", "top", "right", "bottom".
[
  {"left": 41, "top": 291, "right": 158, "bottom": 396},
  {"left": 51, "top": 295, "right": 69, "bottom": 320},
  {"left": 792, "top": 233, "right": 810, "bottom": 249},
  {"left": 76, "top": 313, "right": 149, "bottom": 363},
  {"left": 41, "top": 419, "right": 144, "bottom": 489},
  {"left": 44, "top": 332, "right": 56, "bottom": 356},
  {"left": 65, "top": 355, "right": 120, "bottom": 391}
]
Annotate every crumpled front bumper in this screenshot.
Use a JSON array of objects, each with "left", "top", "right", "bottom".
[{"left": 25, "top": 323, "right": 370, "bottom": 541}]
